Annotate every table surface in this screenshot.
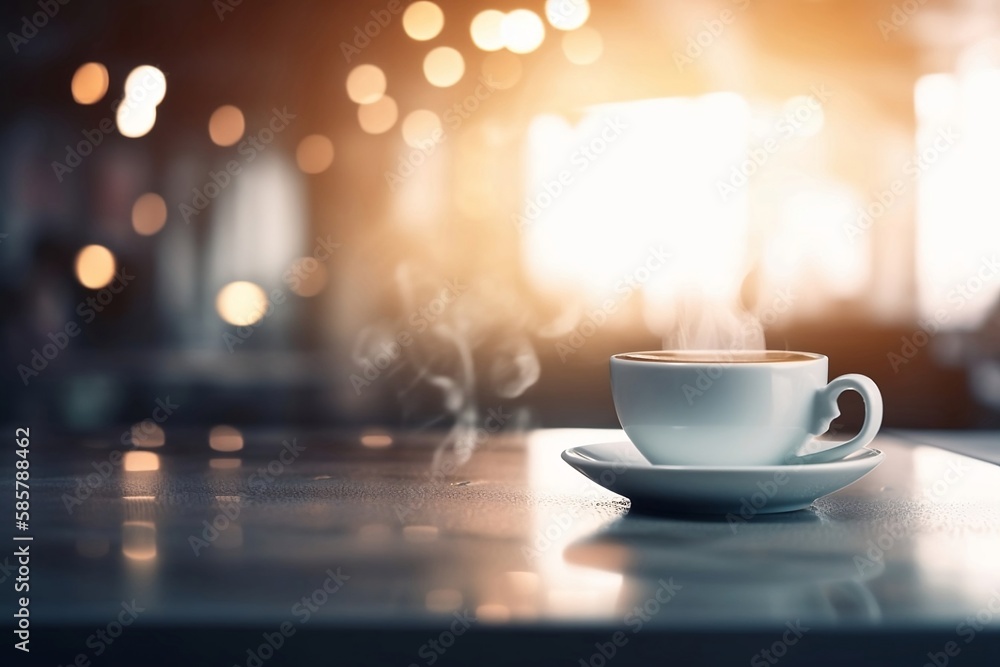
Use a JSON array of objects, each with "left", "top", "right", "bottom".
[{"left": 12, "top": 428, "right": 1000, "bottom": 665}]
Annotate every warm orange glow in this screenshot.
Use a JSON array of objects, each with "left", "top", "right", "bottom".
[
  {"left": 423, "top": 46, "right": 465, "bottom": 87},
  {"left": 358, "top": 95, "right": 398, "bottom": 134},
  {"left": 122, "top": 521, "right": 157, "bottom": 560},
  {"left": 562, "top": 26, "right": 603, "bottom": 65},
  {"left": 403, "top": 1, "right": 444, "bottom": 41},
  {"left": 471, "top": 10, "right": 506, "bottom": 51},
  {"left": 546, "top": 0, "right": 590, "bottom": 31},
  {"left": 402, "top": 110, "right": 443, "bottom": 148},
  {"left": 288, "top": 258, "right": 328, "bottom": 297},
  {"left": 502, "top": 9, "right": 545, "bottom": 54},
  {"left": 216, "top": 281, "right": 269, "bottom": 326},
  {"left": 123, "top": 451, "right": 160, "bottom": 472},
  {"left": 209, "top": 105, "right": 245, "bottom": 146},
  {"left": 296, "top": 134, "right": 335, "bottom": 174},
  {"left": 75, "top": 245, "right": 116, "bottom": 289},
  {"left": 131, "top": 192, "right": 168, "bottom": 236},
  {"left": 71, "top": 62, "right": 109, "bottom": 105},
  {"left": 209, "top": 458, "right": 242, "bottom": 469},
  {"left": 481, "top": 51, "right": 523, "bottom": 90},
  {"left": 346, "top": 64, "right": 387, "bottom": 104},
  {"left": 130, "top": 422, "right": 165, "bottom": 448},
  {"left": 360, "top": 432, "right": 393, "bottom": 448},
  {"left": 476, "top": 603, "right": 512, "bottom": 622},
  {"left": 209, "top": 425, "right": 244, "bottom": 452}
]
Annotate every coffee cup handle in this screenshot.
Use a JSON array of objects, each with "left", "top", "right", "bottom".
[{"left": 789, "top": 374, "right": 884, "bottom": 465}]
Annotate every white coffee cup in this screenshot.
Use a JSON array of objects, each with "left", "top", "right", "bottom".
[{"left": 609, "top": 350, "right": 883, "bottom": 467}]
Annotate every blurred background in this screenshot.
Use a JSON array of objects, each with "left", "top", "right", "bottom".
[{"left": 3, "top": 0, "right": 1000, "bottom": 449}]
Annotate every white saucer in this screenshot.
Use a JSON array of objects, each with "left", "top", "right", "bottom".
[{"left": 561, "top": 440, "right": 884, "bottom": 514}]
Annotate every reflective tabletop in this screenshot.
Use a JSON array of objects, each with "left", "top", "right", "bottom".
[{"left": 13, "top": 428, "right": 1000, "bottom": 665}]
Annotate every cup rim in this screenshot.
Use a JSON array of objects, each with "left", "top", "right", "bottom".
[{"left": 611, "top": 350, "right": 825, "bottom": 365}]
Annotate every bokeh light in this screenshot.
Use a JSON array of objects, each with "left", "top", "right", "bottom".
[
  {"left": 402, "top": 110, "right": 443, "bottom": 148},
  {"left": 124, "top": 65, "right": 167, "bottom": 106},
  {"left": 208, "top": 105, "right": 245, "bottom": 147},
  {"left": 116, "top": 102, "right": 157, "bottom": 138},
  {"left": 123, "top": 451, "right": 160, "bottom": 472},
  {"left": 287, "top": 258, "right": 328, "bottom": 297},
  {"left": 115, "top": 65, "right": 166, "bottom": 138},
  {"left": 358, "top": 95, "right": 399, "bottom": 134},
  {"left": 75, "top": 245, "right": 116, "bottom": 289},
  {"left": 346, "top": 64, "right": 387, "bottom": 104},
  {"left": 562, "top": 26, "right": 603, "bottom": 65},
  {"left": 481, "top": 51, "right": 523, "bottom": 90},
  {"left": 130, "top": 422, "right": 165, "bottom": 448},
  {"left": 209, "top": 425, "right": 244, "bottom": 452},
  {"left": 502, "top": 9, "right": 545, "bottom": 54},
  {"left": 296, "top": 135, "right": 335, "bottom": 174},
  {"left": 131, "top": 192, "right": 168, "bottom": 236},
  {"left": 545, "top": 0, "right": 590, "bottom": 31},
  {"left": 71, "top": 62, "right": 109, "bottom": 105},
  {"left": 403, "top": 1, "right": 444, "bottom": 41},
  {"left": 361, "top": 432, "right": 393, "bottom": 448},
  {"left": 423, "top": 46, "right": 465, "bottom": 87},
  {"left": 216, "top": 281, "right": 269, "bottom": 326},
  {"left": 470, "top": 10, "right": 506, "bottom": 51}
]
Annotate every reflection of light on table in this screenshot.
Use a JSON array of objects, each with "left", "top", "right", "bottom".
[
  {"left": 209, "top": 425, "right": 244, "bottom": 452},
  {"left": 526, "top": 431, "right": 624, "bottom": 619},
  {"left": 361, "top": 432, "right": 393, "bottom": 448},
  {"left": 209, "top": 457, "right": 242, "bottom": 469},
  {"left": 124, "top": 451, "right": 160, "bottom": 472},
  {"left": 122, "top": 521, "right": 157, "bottom": 561}
]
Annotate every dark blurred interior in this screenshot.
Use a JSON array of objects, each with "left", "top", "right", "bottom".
[{"left": 3, "top": 0, "right": 1000, "bottom": 444}]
